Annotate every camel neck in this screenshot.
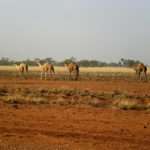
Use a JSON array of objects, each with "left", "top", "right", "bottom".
[{"left": 37, "top": 63, "right": 42, "bottom": 67}]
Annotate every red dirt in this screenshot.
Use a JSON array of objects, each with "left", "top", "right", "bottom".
[{"left": 0, "top": 78, "right": 150, "bottom": 150}]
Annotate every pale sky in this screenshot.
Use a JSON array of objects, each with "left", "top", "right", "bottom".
[{"left": 0, "top": 0, "right": 150, "bottom": 63}]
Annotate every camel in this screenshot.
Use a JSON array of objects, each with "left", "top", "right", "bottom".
[
  {"left": 64, "top": 62, "right": 79, "bottom": 80},
  {"left": 15, "top": 63, "right": 28, "bottom": 76},
  {"left": 134, "top": 63, "right": 147, "bottom": 81},
  {"left": 37, "top": 62, "right": 55, "bottom": 80}
]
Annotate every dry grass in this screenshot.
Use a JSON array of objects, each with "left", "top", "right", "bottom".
[
  {"left": 113, "top": 99, "right": 150, "bottom": 110},
  {"left": 0, "top": 66, "right": 137, "bottom": 81},
  {"left": 0, "top": 87, "right": 150, "bottom": 110},
  {"left": 1, "top": 65, "right": 150, "bottom": 73},
  {"left": 81, "top": 67, "right": 134, "bottom": 73},
  {"left": 1, "top": 66, "right": 150, "bottom": 81}
]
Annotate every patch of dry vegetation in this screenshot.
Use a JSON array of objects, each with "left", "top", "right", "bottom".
[
  {"left": 1, "top": 65, "right": 150, "bottom": 73},
  {"left": 0, "top": 87, "right": 150, "bottom": 110},
  {"left": 0, "top": 66, "right": 134, "bottom": 72},
  {"left": 0, "top": 66, "right": 144, "bottom": 81},
  {"left": 0, "top": 65, "right": 150, "bottom": 82},
  {"left": 113, "top": 99, "right": 150, "bottom": 110}
]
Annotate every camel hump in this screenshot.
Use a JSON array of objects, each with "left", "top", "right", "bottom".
[
  {"left": 139, "top": 63, "right": 145, "bottom": 67},
  {"left": 136, "top": 63, "right": 145, "bottom": 69}
]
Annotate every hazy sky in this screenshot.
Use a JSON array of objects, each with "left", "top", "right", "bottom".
[{"left": 0, "top": 0, "right": 150, "bottom": 63}]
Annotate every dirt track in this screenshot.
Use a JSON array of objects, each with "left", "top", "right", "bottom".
[{"left": 0, "top": 78, "right": 150, "bottom": 150}]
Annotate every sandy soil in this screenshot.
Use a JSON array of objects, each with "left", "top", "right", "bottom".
[{"left": 0, "top": 78, "right": 150, "bottom": 150}]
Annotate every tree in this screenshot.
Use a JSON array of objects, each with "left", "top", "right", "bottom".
[
  {"left": 119, "top": 58, "right": 142, "bottom": 67},
  {"left": 44, "top": 57, "right": 55, "bottom": 64},
  {"left": 63, "top": 57, "right": 77, "bottom": 64}
]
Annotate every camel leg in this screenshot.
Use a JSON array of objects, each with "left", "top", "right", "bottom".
[
  {"left": 48, "top": 72, "right": 52, "bottom": 80},
  {"left": 139, "top": 72, "right": 142, "bottom": 81},
  {"left": 69, "top": 72, "right": 72, "bottom": 80},
  {"left": 49, "top": 72, "right": 52, "bottom": 78},
  {"left": 53, "top": 71, "right": 55, "bottom": 78},
  {"left": 135, "top": 71, "right": 138, "bottom": 79},
  {"left": 75, "top": 71, "right": 78, "bottom": 80},
  {"left": 51, "top": 71, "right": 55, "bottom": 78},
  {"left": 18, "top": 71, "right": 21, "bottom": 77},
  {"left": 22, "top": 72, "right": 25, "bottom": 79},
  {"left": 19, "top": 71, "right": 22, "bottom": 77},
  {"left": 51, "top": 71, "right": 55, "bottom": 79},
  {"left": 24, "top": 71, "right": 27, "bottom": 79},
  {"left": 75, "top": 75, "right": 78, "bottom": 80},
  {"left": 137, "top": 72, "right": 140, "bottom": 80},
  {"left": 52, "top": 70, "right": 55, "bottom": 76},
  {"left": 45, "top": 72, "right": 47, "bottom": 80},
  {"left": 20, "top": 72, "right": 24, "bottom": 79},
  {"left": 41, "top": 72, "right": 43, "bottom": 80},
  {"left": 144, "top": 71, "right": 148, "bottom": 81}
]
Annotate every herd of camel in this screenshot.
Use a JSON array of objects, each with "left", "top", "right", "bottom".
[
  {"left": 15, "top": 62, "right": 148, "bottom": 81},
  {"left": 15, "top": 62, "right": 79, "bottom": 80}
]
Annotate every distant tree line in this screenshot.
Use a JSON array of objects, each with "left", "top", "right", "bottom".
[{"left": 0, "top": 57, "right": 143, "bottom": 67}]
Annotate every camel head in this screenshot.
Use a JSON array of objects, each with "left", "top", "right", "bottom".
[
  {"left": 64, "top": 63, "right": 69, "bottom": 67},
  {"left": 35, "top": 60, "right": 41, "bottom": 67},
  {"left": 14, "top": 64, "right": 18, "bottom": 66},
  {"left": 14, "top": 63, "right": 20, "bottom": 69}
]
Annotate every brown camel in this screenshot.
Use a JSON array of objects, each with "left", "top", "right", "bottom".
[
  {"left": 37, "top": 62, "right": 55, "bottom": 80},
  {"left": 134, "top": 63, "right": 147, "bottom": 81},
  {"left": 65, "top": 62, "right": 79, "bottom": 80},
  {"left": 15, "top": 63, "right": 28, "bottom": 76}
]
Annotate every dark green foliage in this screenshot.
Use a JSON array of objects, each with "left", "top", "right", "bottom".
[{"left": 0, "top": 57, "right": 143, "bottom": 67}]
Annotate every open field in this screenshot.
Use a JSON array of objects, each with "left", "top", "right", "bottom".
[
  {"left": 0, "top": 65, "right": 150, "bottom": 77},
  {"left": 0, "top": 67, "right": 150, "bottom": 149},
  {"left": 0, "top": 65, "right": 148, "bottom": 73},
  {"left": 0, "top": 65, "right": 149, "bottom": 81},
  {"left": 0, "top": 66, "right": 136, "bottom": 72},
  {"left": 0, "top": 65, "right": 150, "bottom": 73}
]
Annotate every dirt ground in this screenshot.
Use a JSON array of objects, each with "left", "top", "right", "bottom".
[{"left": 0, "top": 78, "right": 150, "bottom": 150}]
